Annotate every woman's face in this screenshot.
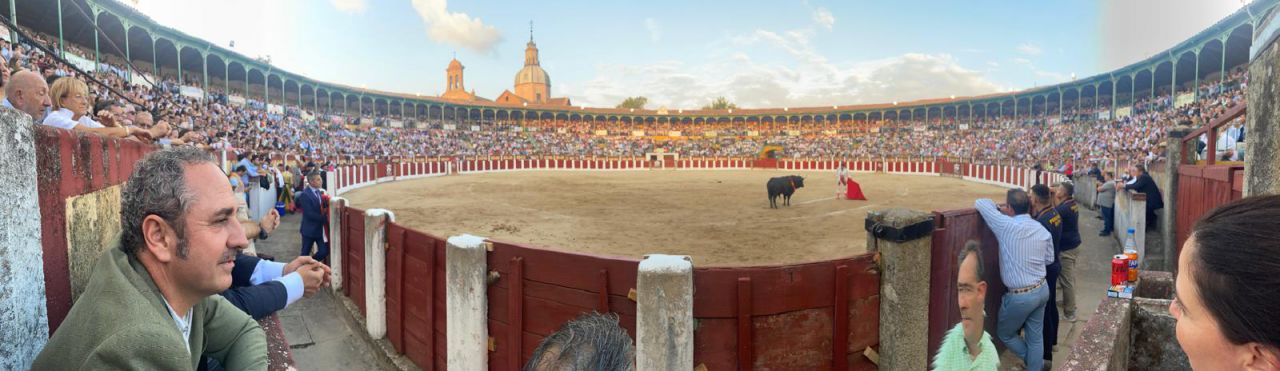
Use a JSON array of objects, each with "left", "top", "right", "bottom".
[
  {"left": 1172, "top": 237, "right": 1259, "bottom": 370},
  {"left": 59, "top": 89, "right": 89, "bottom": 116}
]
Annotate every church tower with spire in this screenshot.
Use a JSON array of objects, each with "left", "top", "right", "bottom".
[{"left": 513, "top": 23, "right": 551, "bottom": 103}]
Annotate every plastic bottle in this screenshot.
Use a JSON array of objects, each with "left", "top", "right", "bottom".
[{"left": 1124, "top": 228, "right": 1138, "bottom": 282}]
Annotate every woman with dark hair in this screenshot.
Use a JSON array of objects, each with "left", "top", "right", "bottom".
[{"left": 1173, "top": 195, "right": 1280, "bottom": 370}]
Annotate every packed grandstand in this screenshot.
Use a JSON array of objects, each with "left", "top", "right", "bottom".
[
  {"left": 0, "top": 5, "right": 1251, "bottom": 168},
  {"left": 6, "top": 1, "right": 1276, "bottom": 370}
]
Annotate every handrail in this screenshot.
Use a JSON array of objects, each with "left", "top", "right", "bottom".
[{"left": 1181, "top": 103, "right": 1247, "bottom": 166}]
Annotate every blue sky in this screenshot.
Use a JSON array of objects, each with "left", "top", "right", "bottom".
[{"left": 127, "top": 0, "right": 1245, "bottom": 109}]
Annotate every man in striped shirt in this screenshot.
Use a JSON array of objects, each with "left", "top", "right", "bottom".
[{"left": 975, "top": 189, "right": 1055, "bottom": 371}]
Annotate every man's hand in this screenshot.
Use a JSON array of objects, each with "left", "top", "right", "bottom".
[
  {"left": 149, "top": 120, "right": 171, "bottom": 138},
  {"left": 180, "top": 130, "right": 205, "bottom": 143},
  {"left": 283, "top": 256, "right": 317, "bottom": 276},
  {"left": 298, "top": 265, "right": 326, "bottom": 298},
  {"left": 998, "top": 204, "right": 1013, "bottom": 216},
  {"left": 126, "top": 127, "right": 154, "bottom": 141},
  {"left": 259, "top": 208, "right": 280, "bottom": 234}
]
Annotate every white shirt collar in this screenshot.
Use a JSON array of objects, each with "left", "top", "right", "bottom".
[{"left": 161, "top": 297, "right": 195, "bottom": 353}]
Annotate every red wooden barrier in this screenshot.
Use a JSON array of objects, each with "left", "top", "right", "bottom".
[
  {"left": 343, "top": 207, "right": 368, "bottom": 315},
  {"left": 1175, "top": 165, "right": 1244, "bottom": 265},
  {"left": 35, "top": 127, "right": 154, "bottom": 332}
]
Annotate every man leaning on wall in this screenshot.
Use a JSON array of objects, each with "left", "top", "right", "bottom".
[{"left": 32, "top": 147, "right": 266, "bottom": 370}]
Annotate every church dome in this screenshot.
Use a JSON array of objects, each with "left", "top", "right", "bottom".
[
  {"left": 515, "top": 65, "right": 550, "bottom": 86},
  {"left": 448, "top": 58, "right": 463, "bottom": 70}
]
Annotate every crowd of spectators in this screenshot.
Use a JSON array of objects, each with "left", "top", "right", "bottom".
[{"left": 0, "top": 25, "right": 1250, "bottom": 171}]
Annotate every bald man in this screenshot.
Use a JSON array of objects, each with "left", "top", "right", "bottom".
[{"left": 3, "top": 70, "right": 52, "bottom": 122}]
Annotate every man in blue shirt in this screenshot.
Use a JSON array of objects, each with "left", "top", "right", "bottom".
[{"left": 975, "top": 189, "right": 1054, "bottom": 371}]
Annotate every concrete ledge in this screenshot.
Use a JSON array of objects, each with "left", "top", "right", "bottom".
[{"left": 1061, "top": 297, "right": 1132, "bottom": 371}]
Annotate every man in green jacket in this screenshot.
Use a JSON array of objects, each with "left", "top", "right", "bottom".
[{"left": 33, "top": 147, "right": 267, "bottom": 370}]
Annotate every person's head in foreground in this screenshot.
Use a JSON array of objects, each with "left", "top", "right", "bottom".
[
  {"left": 1174, "top": 194, "right": 1280, "bottom": 370},
  {"left": 1001, "top": 188, "right": 1031, "bottom": 216},
  {"left": 933, "top": 239, "right": 998, "bottom": 370},
  {"left": 524, "top": 312, "right": 634, "bottom": 371},
  {"left": 120, "top": 146, "right": 250, "bottom": 300},
  {"left": 957, "top": 240, "right": 988, "bottom": 348}
]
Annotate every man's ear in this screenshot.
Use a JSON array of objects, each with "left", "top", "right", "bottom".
[
  {"left": 976, "top": 280, "right": 987, "bottom": 298},
  {"left": 141, "top": 214, "right": 177, "bottom": 263}
]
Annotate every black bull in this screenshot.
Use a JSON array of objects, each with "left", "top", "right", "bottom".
[{"left": 767, "top": 175, "right": 805, "bottom": 208}]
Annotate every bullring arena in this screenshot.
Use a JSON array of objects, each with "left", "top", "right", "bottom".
[
  {"left": 344, "top": 169, "right": 1007, "bottom": 266},
  {"left": 3, "top": 1, "right": 1274, "bottom": 370}
]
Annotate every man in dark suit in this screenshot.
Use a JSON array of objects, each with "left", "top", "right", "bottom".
[
  {"left": 1117, "top": 164, "right": 1164, "bottom": 229},
  {"left": 1087, "top": 162, "right": 1103, "bottom": 183},
  {"left": 296, "top": 173, "right": 330, "bottom": 263},
  {"left": 1029, "top": 184, "right": 1063, "bottom": 369}
]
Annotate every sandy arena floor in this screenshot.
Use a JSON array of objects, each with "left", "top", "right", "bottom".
[{"left": 342, "top": 170, "right": 1010, "bottom": 266}]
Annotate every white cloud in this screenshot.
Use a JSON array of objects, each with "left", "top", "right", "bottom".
[
  {"left": 410, "top": 0, "right": 503, "bottom": 55},
  {"left": 561, "top": 30, "right": 1005, "bottom": 109},
  {"left": 813, "top": 7, "right": 836, "bottom": 31},
  {"left": 330, "top": 0, "right": 366, "bottom": 13},
  {"left": 644, "top": 18, "right": 662, "bottom": 43},
  {"left": 1017, "top": 43, "right": 1043, "bottom": 56},
  {"left": 1010, "top": 57, "right": 1067, "bottom": 86}
]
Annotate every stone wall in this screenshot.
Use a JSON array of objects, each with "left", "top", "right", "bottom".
[
  {"left": 1245, "top": 5, "right": 1280, "bottom": 195},
  {"left": 1128, "top": 298, "right": 1188, "bottom": 370},
  {"left": 0, "top": 109, "right": 50, "bottom": 370},
  {"left": 1062, "top": 271, "right": 1182, "bottom": 371}
]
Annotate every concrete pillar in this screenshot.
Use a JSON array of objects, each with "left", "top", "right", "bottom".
[
  {"left": 1245, "top": 14, "right": 1280, "bottom": 196},
  {"left": 1115, "top": 192, "right": 1148, "bottom": 261},
  {"left": 446, "top": 234, "right": 489, "bottom": 370},
  {"left": 635, "top": 254, "right": 694, "bottom": 371},
  {"left": 363, "top": 209, "right": 392, "bottom": 339},
  {"left": 328, "top": 197, "right": 347, "bottom": 291},
  {"left": 326, "top": 169, "right": 337, "bottom": 196},
  {"left": 867, "top": 208, "right": 934, "bottom": 371},
  {"left": 0, "top": 109, "right": 49, "bottom": 370},
  {"left": 1155, "top": 127, "right": 1192, "bottom": 272}
]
